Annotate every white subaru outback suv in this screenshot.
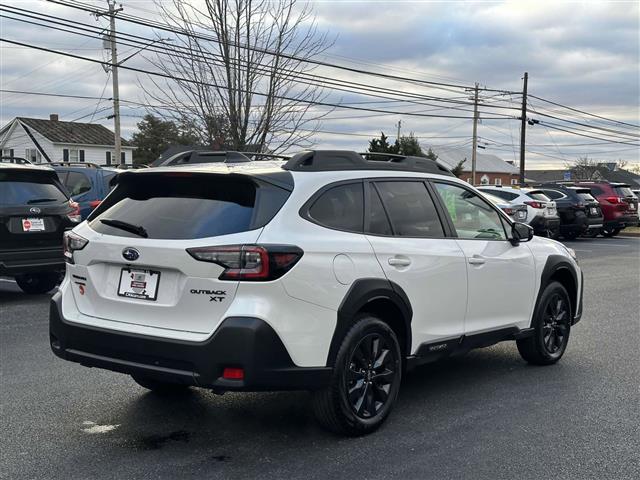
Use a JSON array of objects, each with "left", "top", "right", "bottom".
[{"left": 51, "top": 150, "right": 583, "bottom": 436}]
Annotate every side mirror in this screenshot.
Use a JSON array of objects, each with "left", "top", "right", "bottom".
[{"left": 511, "top": 222, "right": 534, "bottom": 245}]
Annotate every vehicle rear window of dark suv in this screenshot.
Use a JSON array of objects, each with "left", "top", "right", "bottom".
[
  {"left": 0, "top": 170, "right": 68, "bottom": 205},
  {"left": 89, "top": 173, "right": 291, "bottom": 239}
]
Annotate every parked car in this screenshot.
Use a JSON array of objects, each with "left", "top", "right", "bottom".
[
  {"left": 0, "top": 162, "right": 80, "bottom": 293},
  {"left": 536, "top": 184, "right": 604, "bottom": 239},
  {"left": 50, "top": 163, "right": 119, "bottom": 220},
  {"left": 51, "top": 150, "right": 583, "bottom": 436},
  {"left": 573, "top": 181, "right": 638, "bottom": 237},
  {"left": 481, "top": 191, "right": 528, "bottom": 222},
  {"left": 477, "top": 186, "right": 559, "bottom": 237},
  {"left": 1, "top": 156, "right": 32, "bottom": 165}
]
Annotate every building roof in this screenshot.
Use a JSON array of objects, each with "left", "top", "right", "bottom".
[
  {"left": 433, "top": 147, "right": 519, "bottom": 174},
  {"left": 14, "top": 117, "right": 132, "bottom": 147},
  {"left": 526, "top": 167, "right": 640, "bottom": 187}
]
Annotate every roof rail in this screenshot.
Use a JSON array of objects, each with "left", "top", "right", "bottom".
[
  {"left": 282, "top": 150, "right": 454, "bottom": 176},
  {"left": 48, "top": 161, "right": 101, "bottom": 168}
]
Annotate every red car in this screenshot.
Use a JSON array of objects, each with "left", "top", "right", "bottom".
[{"left": 574, "top": 181, "right": 638, "bottom": 237}]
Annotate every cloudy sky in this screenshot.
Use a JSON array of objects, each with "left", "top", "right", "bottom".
[{"left": 1, "top": 0, "right": 638, "bottom": 168}]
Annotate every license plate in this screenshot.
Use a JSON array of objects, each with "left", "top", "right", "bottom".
[
  {"left": 590, "top": 207, "right": 598, "bottom": 215},
  {"left": 118, "top": 268, "right": 160, "bottom": 301},
  {"left": 22, "top": 218, "right": 45, "bottom": 232}
]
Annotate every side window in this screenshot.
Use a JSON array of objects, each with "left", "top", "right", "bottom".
[
  {"left": 588, "top": 185, "right": 603, "bottom": 196},
  {"left": 367, "top": 184, "right": 392, "bottom": 235},
  {"left": 543, "top": 189, "right": 563, "bottom": 200},
  {"left": 434, "top": 182, "right": 507, "bottom": 241},
  {"left": 308, "top": 182, "right": 364, "bottom": 232},
  {"left": 375, "top": 181, "right": 444, "bottom": 237},
  {"left": 103, "top": 172, "right": 118, "bottom": 193},
  {"left": 64, "top": 171, "right": 92, "bottom": 196}
]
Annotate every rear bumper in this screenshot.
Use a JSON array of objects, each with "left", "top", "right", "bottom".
[
  {"left": 0, "top": 246, "right": 65, "bottom": 276},
  {"left": 49, "top": 292, "right": 331, "bottom": 391},
  {"left": 604, "top": 215, "right": 637, "bottom": 230}
]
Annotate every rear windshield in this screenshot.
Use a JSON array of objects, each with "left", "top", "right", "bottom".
[
  {"left": 572, "top": 190, "right": 597, "bottom": 202},
  {"left": 0, "top": 171, "right": 68, "bottom": 206},
  {"left": 614, "top": 186, "right": 634, "bottom": 197},
  {"left": 526, "top": 191, "right": 551, "bottom": 202},
  {"left": 89, "top": 173, "right": 291, "bottom": 239}
]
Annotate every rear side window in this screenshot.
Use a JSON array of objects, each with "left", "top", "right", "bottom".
[
  {"left": 542, "top": 189, "right": 563, "bottom": 200},
  {"left": 573, "top": 190, "right": 597, "bottom": 202},
  {"left": 308, "top": 183, "right": 364, "bottom": 232},
  {"left": 588, "top": 185, "right": 604, "bottom": 195},
  {"left": 375, "top": 181, "right": 444, "bottom": 237},
  {"left": 89, "top": 173, "right": 291, "bottom": 239},
  {"left": 64, "top": 171, "right": 92, "bottom": 196},
  {"left": 0, "top": 171, "right": 68, "bottom": 205},
  {"left": 485, "top": 190, "right": 518, "bottom": 201},
  {"left": 526, "top": 191, "right": 551, "bottom": 202}
]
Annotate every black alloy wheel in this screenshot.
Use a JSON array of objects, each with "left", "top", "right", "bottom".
[
  {"left": 312, "top": 315, "right": 402, "bottom": 436},
  {"left": 346, "top": 333, "right": 397, "bottom": 419},
  {"left": 541, "top": 293, "right": 570, "bottom": 356},
  {"left": 517, "top": 281, "right": 572, "bottom": 365},
  {"left": 602, "top": 227, "right": 621, "bottom": 237}
]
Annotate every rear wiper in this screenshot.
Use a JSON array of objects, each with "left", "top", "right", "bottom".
[
  {"left": 100, "top": 218, "right": 148, "bottom": 238},
  {"left": 27, "top": 198, "right": 58, "bottom": 204}
]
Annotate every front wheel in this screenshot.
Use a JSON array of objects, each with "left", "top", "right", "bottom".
[
  {"left": 517, "top": 281, "right": 571, "bottom": 365},
  {"left": 15, "top": 272, "right": 60, "bottom": 294},
  {"left": 312, "top": 315, "right": 402, "bottom": 436}
]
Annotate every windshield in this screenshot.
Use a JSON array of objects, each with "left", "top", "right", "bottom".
[
  {"left": 614, "top": 186, "right": 634, "bottom": 197},
  {"left": 526, "top": 191, "right": 551, "bottom": 202}
]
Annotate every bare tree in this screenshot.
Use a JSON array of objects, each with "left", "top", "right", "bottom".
[
  {"left": 565, "top": 156, "right": 602, "bottom": 180},
  {"left": 141, "top": 0, "right": 332, "bottom": 153}
]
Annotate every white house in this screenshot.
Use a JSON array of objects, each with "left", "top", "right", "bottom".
[{"left": 0, "top": 114, "right": 134, "bottom": 165}]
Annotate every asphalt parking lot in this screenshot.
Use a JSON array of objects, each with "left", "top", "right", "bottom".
[{"left": 1, "top": 237, "right": 639, "bottom": 480}]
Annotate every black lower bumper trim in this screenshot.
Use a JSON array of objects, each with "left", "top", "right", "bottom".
[
  {"left": 0, "top": 247, "right": 64, "bottom": 276},
  {"left": 49, "top": 292, "right": 331, "bottom": 391}
]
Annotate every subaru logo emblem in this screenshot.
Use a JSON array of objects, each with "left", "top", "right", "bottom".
[
  {"left": 29, "top": 207, "right": 41, "bottom": 214},
  {"left": 122, "top": 248, "right": 140, "bottom": 262}
]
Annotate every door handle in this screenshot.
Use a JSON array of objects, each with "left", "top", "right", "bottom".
[
  {"left": 388, "top": 257, "right": 411, "bottom": 267},
  {"left": 468, "top": 255, "right": 486, "bottom": 265}
]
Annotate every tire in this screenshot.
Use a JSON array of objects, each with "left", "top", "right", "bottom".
[
  {"left": 584, "top": 230, "right": 599, "bottom": 238},
  {"left": 517, "top": 281, "right": 571, "bottom": 366},
  {"left": 602, "top": 228, "right": 620, "bottom": 238},
  {"left": 14, "top": 272, "right": 60, "bottom": 294},
  {"left": 131, "top": 375, "right": 191, "bottom": 394},
  {"left": 312, "top": 315, "right": 402, "bottom": 436}
]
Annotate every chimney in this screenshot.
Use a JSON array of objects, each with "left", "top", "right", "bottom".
[{"left": 49, "top": 114, "right": 59, "bottom": 122}]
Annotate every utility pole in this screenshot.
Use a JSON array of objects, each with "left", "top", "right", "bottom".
[
  {"left": 396, "top": 120, "right": 402, "bottom": 143},
  {"left": 103, "top": 1, "right": 123, "bottom": 165},
  {"left": 519, "top": 72, "right": 528, "bottom": 186},
  {"left": 471, "top": 82, "right": 479, "bottom": 185}
]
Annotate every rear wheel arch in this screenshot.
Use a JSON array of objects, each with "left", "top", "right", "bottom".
[{"left": 327, "top": 278, "right": 412, "bottom": 367}]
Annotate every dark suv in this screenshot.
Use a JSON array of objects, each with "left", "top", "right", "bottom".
[
  {"left": 573, "top": 182, "right": 638, "bottom": 237},
  {"left": 0, "top": 163, "right": 80, "bottom": 293},
  {"left": 537, "top": 184, "right": 603, "bottom": 239},
  {"left": 50, "top": 163, "right": 119, "bottom": 220}
]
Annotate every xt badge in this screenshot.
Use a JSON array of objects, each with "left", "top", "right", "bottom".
[{"left": 190, "top": 289, "right": 226, "bottom": 302}]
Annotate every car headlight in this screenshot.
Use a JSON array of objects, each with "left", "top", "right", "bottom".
[{"left": 564, "top": 246, "right": 578, "bottom": 262}]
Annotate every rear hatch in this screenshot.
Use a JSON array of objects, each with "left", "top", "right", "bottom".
[
  {"left": 71, "top": 170, "right": 292, "bottom": 334},
  {"left": 0, "top": 168, "right": 72, "bottom": 250},
  {"left": 572, "top": 189, "right": 602, "bottom": 219},
  {"left": 526, "top": 190, "right": 557, "bottom": 217},
  {"left": 613, "top": 185, "right": 638, "bottom": 215}
]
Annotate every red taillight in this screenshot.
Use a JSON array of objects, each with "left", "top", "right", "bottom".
[
  {"left": 67, "top": 200, "right": 81, "bottom": 222},
  {"left": 186, "top": 244, "right": 303, "bottom": 281},
  {"left": 605, "top": 196, "right": 621, "bottom": 204},
  {"left": 222, "top": 367, "right": 244, "bottom": 380},
  {"left": 524, "top": 201, "right": 544, "bottom": 209},
  {"left": 89, "top": 200, "right": 102, "bottom": 209},
  {"left": 503, "top": 207, "right": 514, "bottom": 215}
]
